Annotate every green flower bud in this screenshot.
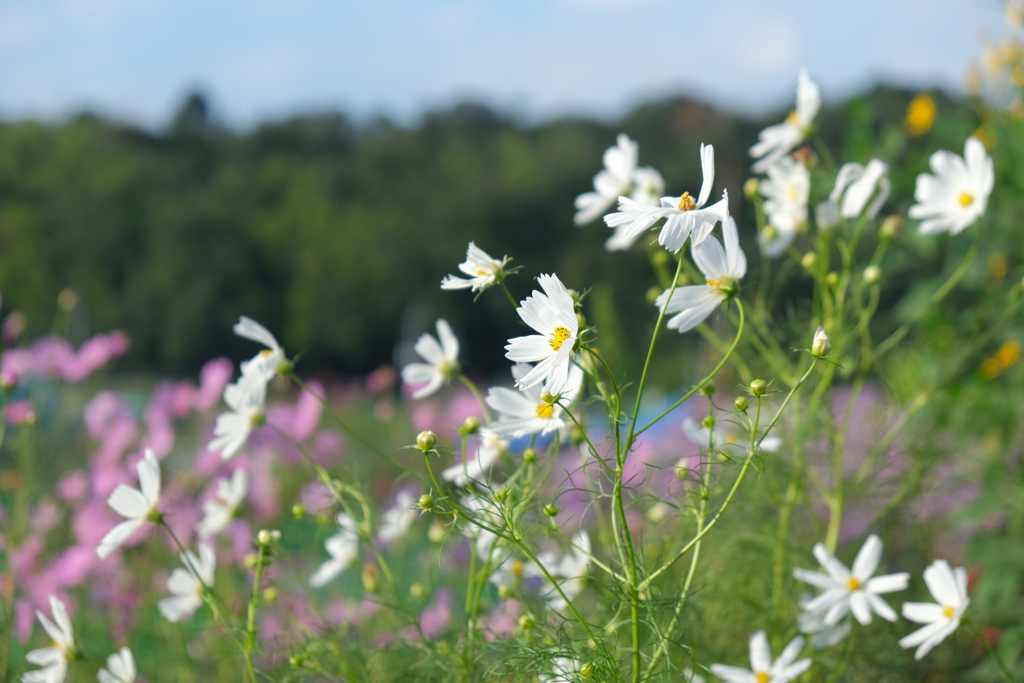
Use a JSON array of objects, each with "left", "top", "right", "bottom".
[
  {"left": 410, "top": 583, "right": 426, "bottom": 600},
  {"left": 257, "top": 529, "right": 280, "bottom": 546},
  {"left": 701, "top": 415, "right": 715, "bottom": 429},
  {"left": 801, "top": 252, "right": 817, "bottom": 270},
  {"left": 290, "top": 655, "right": 305, "bottom": 668},
  {"left": 812, "top": 326, "right": 832, "bottom": 358},
  {"left": 262, "top": 586, "right": 279, "bottom": 603},
  {"left": 580, "top": 663, "right": 596, "bottom": 678},
  {"left": 460, "top": 416, "right": 480, "bottom": 436},
  {"left": 543, "top": 504, "right": 560, "bottom": 518},
  {"left": 419, "top": 493, "right": 434, "bottom": 511},
  {"left": 734, "top": 396, "right": 748, "bottom": 411},
  {"left": 416, "top": 430, "right": 437, "bottom": 452},
  {"left": 880, "top": 214, "right": 903, "bottom": 238},
  {"left": 518, "top": 614, "right": 534, "bottom": 630},
  {"left": 362, "top": 564, "right": 379, "bottom": 593},
  {"left": 763, "top": 225, "right": 779, "bottom": 240},
  {"left": 292, "top": 503, "right": 306, "bottom": 519},
  {"left": 700, "top": 382, "right": 715, "bottom": 396},
  {"left": 523, "top": 447, "right": 538, "bottom": 464},
  {"left": 863, "top": 265, "right": 881, "bottom": 284},
  {"left": 493, "top": 488, "right": 509, "bottom": 503},
  {"left": 750, "top": 379, "right": 767, "bottom": 397},
  {"left": 826, "top": 271, "right": 839, "bottom": 286}
]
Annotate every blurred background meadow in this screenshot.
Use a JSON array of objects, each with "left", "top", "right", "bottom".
[{"left": 5, "top": 1, "right": 1024, "bottom": 681}]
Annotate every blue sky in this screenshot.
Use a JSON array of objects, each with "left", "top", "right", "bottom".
[{"left": 0, "top": 0, "right": 1008, "bottom": 129}]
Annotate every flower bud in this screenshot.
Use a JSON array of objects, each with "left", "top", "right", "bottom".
[
  {"left": 581, "top": 663, "right": 596, "bottom": 678},
  {"left": 257, "top": 529, "right": 280, "bottom": 546},
  {"left": 493, "top": 488, "right": 509, "bottom": 503},
  {"left": 518, "top": 614, "right": 534, "bottom": 630},
  {"left": 801, "top": 252, "right": 817, "bottom": 270},
  {"left": 750, "top": 379, "right": 767, "bottom": 397},
  {"left": 812, "top": 326, "right": 831, "bottom": 358},
  {"left": 734, "top": 396, "right": 748, "bottom": 412},
  {"left": 826, "top": 272, "right": 839, "bottom": 286},
  {"left": 243, "top": 552, "right": 259, "bottom": 569},
  {"left": 292, "top": 503, "right": 306, "bottom": 519},
  {"left": 419, "top": 493, "right": 434, "bottom": 511},
  {"left": 743, "top": 177, "right": 760, "bottom": 199},
  {"left": 676, "top": 466, "right": 690, "bottom": 481},
  {"left": 262, "top": 586, "right": 279, "bottom": 603},
  {"left": 880, "top": 214, "right": 903, "bottom": 238},
  {"left": 863, "top": 265, "right": 881, "bottom": 284},
  {"left": 576, "top": 312, "right": 587, "bottom": 330},
  {"left": 700, "top": 382, "right": 715, "bottom": 396},
  {"left": 428, "top": 521, "right": 447, "bottom": 543},
  {"left": 540, "top": 392, "right": 557, "bottom": 404},
  {"left": 700, "top": 415, "right": 715, "bottom": 429},
  {"left": 362, "top": 564, "right": 379, "bottom": 593},
  {"left": 416, "top": 430, "right": 437, "bottom": 452},
  {"left": 523, "top": 447, "right": 538, "bottom": 464},
  {"left": 410, "top": 583, "right": 426, "bottom": 600},
  {"left": 460, "top": 416, "right": 480, "bottom": 436},
  {"left": 652, "top": 250, "right": 670, "bottom": 267},
  {"left": 567, "top": 289, "right": 581, "bottom": 305},
  {"left": 543, "top": 503, "right": 559, "bottom": 518},
  {"left": 499, "top": 584, "right": 515, "bottom": 599},
  {"left": 762, "top": 225, "right": 779, "bottom": 240},
  {"left": 290, "top": 655, "right": 305, "bottom": 668},
  {"left": 646, "top": 287, "right": 662, "bottom": 305}
]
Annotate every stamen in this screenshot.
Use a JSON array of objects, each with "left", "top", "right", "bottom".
[
  {"left": 756, "top": 672, "right": 771, "bottom": 683},
  {"left": 786, "top": 110, "right": 800, "bottom": 124},
  {"left": 549, "top": 326, "right": 571, "bottom": 351},
  {"left": 476, "top": 269, "right": 490, "bottom": 276},
  {"left": 536, "top": 402, "right": 555, "bottom": 418},
  {"left": 259, "top": 349, "right": 274, "bottom": 358},
  {"left": 677, "top": 192, "right": 697, "bottom": 211},
  {"left": 943, "top": 606, "right": 955, "bottom": 618},
  {"left": 958, "top": 192, "right": 974, "bottom": 207},
  {"left": 847, "top": 577, "right": 861, "bottom": 591}
]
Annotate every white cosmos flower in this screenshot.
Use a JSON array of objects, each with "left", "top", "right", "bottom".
[
  {"left": 195, "top": 469, "right": 249, "bottom": 538},
  {"left": 441, "top": 242, "right": 510, "bottom": 292},
  {"left": 909, "top": 136, "right": 994, "bottom": 235},
  {"left": 158, "top": 543, "right": 215, "bottom": 623},
  {"left": 605, "top": 166, "right": 666, "bottom": 251},
  {"left": 830, "top": 159, "right": 890, "bottom": 219},
  {"left": 377, "top": 491, "right": 417, "bottom": 544},
  {"left": 604, "top": 143, "right": 729, "bottom": 252},
  {"left": 310, "top": 513, "right": 360, "bottom": 587},
  {"left": 575, "top": 133, "right": 665, "bottom": 230},
  {"left": 505, "top": 274, "right": 579, "bottom": 394},
  {"left": 655, "top": 216, "right": 747, "bottom": 333},
  {"left": 96, "top": 448, "right": 161, "bottom": 559},
  {"left": 23, "top": 596, "right": 75, "bottom": 683},
  {"left": 487, "top": 363, "right": 583, "bottom": 440},
  {"left": 750, "top": 69, "right": 821, "bottom": 173},
  {"left": 899, "top": 559, "right": 970, "bottom": 660},
  {"left": 208, "top": 368, "right": 266, "bottom": 460},
  {"left": 682, "top": 417, "right": 781, "bottom": 456},
  {"left": 97, "top": 647, "right": 136, "bottom": 683},
  {"left": 710, "top": 631, "right": 811, "bottom": 683},
  {"left": 794, "top": 534, "right": 909, "bottom": 626},
  {"left": 759, "top": 158, "right": 809, "bottom": 258},
  {"left": 442, "top": 427, "right": 508, "bottom": 487},
  {"left": 539, "top": 530, "right": 591, "bottom": 611},
  {"left": 234, "top": 316, "right": 286, "bottom": 382},
  {"left": 797, "top": 593, "right": 852, "bottom": 649},
  {"left": 402, "top": 319, "right": 460, "bottom": 399}
]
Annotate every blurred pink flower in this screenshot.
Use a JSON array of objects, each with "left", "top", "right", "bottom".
[
  {"left": 412, "top": 403, "right": 439, "bottom": 433},
  {"left": 29, "top": 499, "right": 61, "bottom": 534},
  {"left": 57, "top": 471, "right": 89, "bottom": 504},
  {"left": 312, "top": 430, "right": 345, "bottom": 465},
  {"left": 195, "top": 358, "right": 234, "bottom": 411},
  {"left": 5, "top": 400, "right": 35, "bottom": 425},
  {"left": 418, "top": 590, "right": 452, "bottom": 638},
  {"left": 62, "top": 331, "right": 130, "bottom": 381},
  {"left": 366, "top": 365, "right": 398, "bottom": 394}
]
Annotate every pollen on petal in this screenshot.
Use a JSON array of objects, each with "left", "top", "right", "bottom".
[
  {"left": 549, "top": 326, "right": 571, "bottom": 351},
  {"left": 958, "top": 192, "right": 974, "bottom": 207}
]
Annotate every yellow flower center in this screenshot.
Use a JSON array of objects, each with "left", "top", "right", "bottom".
[
  {"left": 706, "top": 276, "right": 737, "bottom": 297},
  {"left": 787, "top": 185, "right": 799, "bottom": 202},
  {"left": 251, "top": 410, "right": 266, "bottom": 427},
  {"left": 512, "top": 559, "right": 524, "bottom": 578},
  {"left": 847, "top": 577, "right": 861, "bottom": 591},
  {"left": 476, "top": 268, "right": 490, "bottom": 276},
  {"left": 959, "top": 192, "right": 975, "bottom": 207},
  {"left": 943, "top": 605, "right": 955, "bottom": 618},
  {"left": 549, "top": 326, "right": 571, "bottom": 351},
  {"left": 536, "top": 402, "right": 555, "bottom": 418},
  {"left": 677, "top": 191, "right": 697, "bottom": 211},
  {"left": 756, "top": 672, "right": 772, "bottom": 683},
  {"left": 786, "top": 109, "right": 800, "bottom": 124},
  {"left": 259, "top": 349, "right": 274, "bottom": 358}
]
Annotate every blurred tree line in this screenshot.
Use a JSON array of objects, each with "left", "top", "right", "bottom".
[{"left": 0, "top": 87, "right": 982, "bottom": 378}]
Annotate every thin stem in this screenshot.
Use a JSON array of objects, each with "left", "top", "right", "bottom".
[
  {"left": 243, "top": 543, "right": 267, "bottom": 683},
  {"left": 635, "top": 300, "right": 745, "bottom": 437},
  {"left": 874, "top": 238, "right": 979, "bottom": 358},
  {"left": 966, "top": 619, "right": 1018, "bottom": 683},
  {"left": 639, "top": 357, "right": 820, "bottom": 590},
  {"left": 498, "top": 280, "right": 519, "bottom": 309},
  {"left": 458, "top": 374, "right": 492, "bottom": 425}
]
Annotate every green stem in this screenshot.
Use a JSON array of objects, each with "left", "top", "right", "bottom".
[
  {"left": 635, "top": 300, "right": 745, "bottom": 437},
  {"left": 874, "top": 238, "right": 979, "bottom": 358},
  {"left": 499, "top": 280, "right": 519, "bottom": 309},
  {"left": 243, "top": 543, "right": 267, "bottom": 683},
  {"left": 639, "top": 357, "right": 820, "bottom": 591},
  {"left": 458, "top": 374, "right": 492, "bottom": 425},
  {"left": 965, "top": 619, "right": 1018, "bottom": 683}
]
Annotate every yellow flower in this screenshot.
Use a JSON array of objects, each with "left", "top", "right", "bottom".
[
  {"left": 980, "top": 341, "right": 1021, "bottom": 379},
  {"left": 904, "top": 94, "right": 936, "bottom": 137}
]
